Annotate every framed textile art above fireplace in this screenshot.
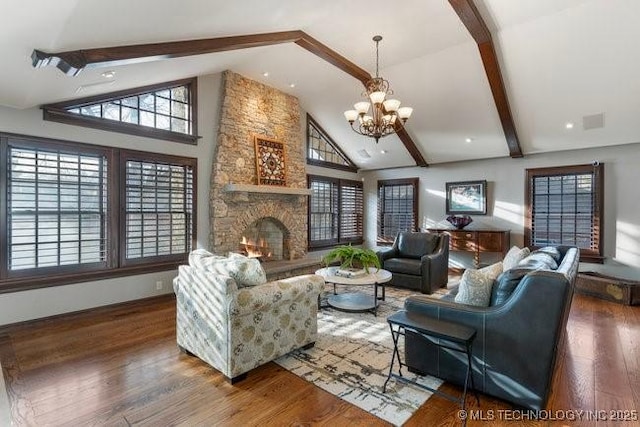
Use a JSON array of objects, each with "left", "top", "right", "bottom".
[{"left": 254, "top": 134, "right": 287, "bottom": 186}]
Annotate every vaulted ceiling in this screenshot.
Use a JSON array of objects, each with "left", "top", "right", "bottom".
[{"left": 2, "top": 0, "right": 639, "bottom": 169}]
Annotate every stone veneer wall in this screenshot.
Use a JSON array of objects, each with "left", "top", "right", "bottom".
[{"left": 209, "top": 71, "right": 308, "bottom": 258}]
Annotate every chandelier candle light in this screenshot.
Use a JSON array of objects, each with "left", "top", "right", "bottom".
[{"left": 344, "top": 35, "right": 413, "bottom": 143}]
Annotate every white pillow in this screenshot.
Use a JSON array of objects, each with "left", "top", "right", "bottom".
[
  {"left": 455, "top": 261, "right": 503, "bottom": 307},
  {"left": 189, "top": 249, "right": 226, "bottom": 271},
  {"left": 226, "top": 253, "right": 267, "bottom": 287},
  {"left": 502, "top": 246, "right": 530, "bottom": 271},
  {"left": 188, "top": 250, "right": 266, "bottom": 288}
]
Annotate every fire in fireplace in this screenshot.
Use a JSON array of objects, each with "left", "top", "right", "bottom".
[
  {"left": 240, "top": 236, "right": 272, "bottom": 259},
  {"left": 239, "top": 217, "right": 289, "bottom": 261}
]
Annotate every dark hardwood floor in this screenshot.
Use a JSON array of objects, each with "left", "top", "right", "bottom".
[{"left": 0, "top": 292, "right": 638, "bottom": 426}]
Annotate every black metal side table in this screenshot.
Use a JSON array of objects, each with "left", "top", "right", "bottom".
[{"left": 383, "top": 310, "right": 480, "bottom": 411}]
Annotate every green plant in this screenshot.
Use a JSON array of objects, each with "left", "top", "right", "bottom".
[{"left": 322, "top": 245, "right": 381, "bottom": 271}]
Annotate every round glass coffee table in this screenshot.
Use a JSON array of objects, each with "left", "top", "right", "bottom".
[{"left": 315, "top": 267, "right": 392, "bottom": 316}]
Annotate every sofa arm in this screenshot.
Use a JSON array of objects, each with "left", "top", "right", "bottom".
[
  {"left": 230, "top": 274, "right": 325, "bottom": 316},
  {"left": 377, "top": 247, "right": 398, "bottom": 263},
  {"left": 174, "top": 265, "right": 238, "bottom": 311},
  {"left": 419, "top": 234, "right": 449, "bottom": 292},
  {"left": 406, "top": 294, "right": 490, "bottom": 318}
]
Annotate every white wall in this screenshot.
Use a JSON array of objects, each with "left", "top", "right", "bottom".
[
  {"left": 362, "top": 142, "right": 640, "bottom": 279},
  {"left": 0, "top": 73, "right": 222, "bottom": 325}
]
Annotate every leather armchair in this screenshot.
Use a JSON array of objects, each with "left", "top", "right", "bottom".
[
  {"left": 377, "top": 231, "right": 449, "bottom": 294},
  {"left": 403, "top": 246, "right": 580, "bottom": 410}
]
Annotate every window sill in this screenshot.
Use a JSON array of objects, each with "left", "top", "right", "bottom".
[
  {"left": 0, "top": 261, "right": 184, "bottom": 294},
  {"left": 580, "top": 255, "right": 605, "bottom": 264},
  {"left": 308, "top": 239, "right": 364, "bottom": 251}
]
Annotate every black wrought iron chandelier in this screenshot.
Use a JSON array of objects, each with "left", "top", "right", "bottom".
[{"left": 344, "top": 35, "right": 413, "bottom": 143}]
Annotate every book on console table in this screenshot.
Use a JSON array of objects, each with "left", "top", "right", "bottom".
[{"left": 335, "top": 268, "right": 368, "bottom": 278}]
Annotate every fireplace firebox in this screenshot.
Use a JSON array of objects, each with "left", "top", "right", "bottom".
[{"left": 239, "top": 217, "right": 290, "bottom": 261}]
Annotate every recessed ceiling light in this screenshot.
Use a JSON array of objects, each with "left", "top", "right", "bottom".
[
  {"left": 289, "top": 83, "right": 296, "bottom": 88},
  {"left": 262, "top": 72, "right": 269, "bottom": 77},
  {"left": 101, "top": 70, "right": 116, "bottom": 79},
  {"left": 380, "top": 150, "right": 387, "bottom": 154},
  {"left": 565, "top": 122, "right": 574, "bottom": 129},
  {"left": 465, "top": 138, "right": 472, "bottom": 143}
]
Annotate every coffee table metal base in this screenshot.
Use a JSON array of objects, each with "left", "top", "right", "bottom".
[{"left": 327, "top": 293, "right": 378, "bottom": 312}]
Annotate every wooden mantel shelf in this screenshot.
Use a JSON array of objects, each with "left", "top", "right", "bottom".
[{"left": 223, "top": 183, "right": 312, "bottom": 196}]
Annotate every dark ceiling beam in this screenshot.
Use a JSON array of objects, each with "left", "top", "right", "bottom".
[
  {"left": 31, "top": 31, "right": 427, "bottom": 166},
  {"left": 32, "top": 31, "right": 305, "bottom": 77},
  {"left": 394, "top": 126, "right": 428, "bottom": 167},
  {"left": 448, "top": 0, "right": 523, "bottom": 158},
  {"left": 294, "top": 34, "right": 371, "bottom": 85}
]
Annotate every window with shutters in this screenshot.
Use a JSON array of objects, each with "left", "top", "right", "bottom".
[
  {"left": 306, "top": 114, "right": 358, "bottom": 172},
  {"left": 42, "top": 78, "right": 198, "bottom": 144},
  {"left": 6, "top": 139, "right": 110, "bottom": 276},
  {"left": 525, "top": 164, "right": 603, "bottom": 263},
  {"left": 307, "top": 175, "right": 363, "bottom": 249},
  {"left": 339, "top": 180, "right": 364, "bottom": 243},
  {"left": 0, "top": 132, "right": 197, "bottom": 293},
  {"left": 377, "top": 178, "right": 419, "bottom": 245},
  {"left": 122, "top": 153, "right": 195, "bottom": 265}
]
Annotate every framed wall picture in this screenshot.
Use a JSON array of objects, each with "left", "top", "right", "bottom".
[
  {"left": 254, "top": 135, "right": 287, "bottom": 186},
  {"left": 445, "top": 180, "right": 487, "bottom": 215}
]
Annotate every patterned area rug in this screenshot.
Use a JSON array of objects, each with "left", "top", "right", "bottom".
[{"left": 275, "top": 284, "right": 448, "bottom": 426}]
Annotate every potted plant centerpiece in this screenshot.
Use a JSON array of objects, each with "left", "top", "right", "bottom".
[{"left": 322, "top": 245, "right": 381, "bottom": 278}]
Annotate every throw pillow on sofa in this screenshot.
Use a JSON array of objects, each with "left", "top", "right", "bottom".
[
  {"left": 502, "top": 246, "right": 530, "bottom": 271},
  {"left": 188, "top": 249, "right": 267, "bottom": 288},
  {"left": 455, "top": 261, "right": 503, "bottom": 307},
  {"left": 532, "top": 246, "right": 562, "bottom": 263},
  {"left": 490, "top": 268, "right": 531, "bottom": 306},
  {"left": 517, "top": 251, "right": 558, "bottom": 270},
  {"left": 189, "top": 248, "right": 226, "bottom": 271},
  {"left": 227, "top": 252, "right": 267, "bottom": 287}
]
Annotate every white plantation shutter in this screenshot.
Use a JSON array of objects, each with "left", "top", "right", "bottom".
[{"left": 8, "top": 144, "right": 108, "bottom": 272}]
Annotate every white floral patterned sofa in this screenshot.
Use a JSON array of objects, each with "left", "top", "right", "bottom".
[{"left": 173, "top": 249, "right": 325, "bottom": 383}]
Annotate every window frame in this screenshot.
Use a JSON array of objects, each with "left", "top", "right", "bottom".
[
  {"left": 377, "top": 178, "right": 419, "bottom": 245},
  {"left": 0, "top": 132, "right": 197, "bottom": 294},
  {"left": 42, "top": 78, "right": 199, "bottom": 145},
  {"left": 1, "top": 136, "right": 117, "bottom": 280},
  {"left": 525, "top": 163, "right": 604, "bottom": 263},
  {"left": 306, "top": 114, "right": 358, "bottom": 172},
  {"left": 119, "top": 150, "right": 197, "bottom": 267},
  {"left": 307, "top": 174, "right": 363, "bottom": 249}
]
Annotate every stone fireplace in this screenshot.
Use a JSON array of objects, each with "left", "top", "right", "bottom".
[{"left": 209, "top": 71, "right": 309, "bottom": 260}]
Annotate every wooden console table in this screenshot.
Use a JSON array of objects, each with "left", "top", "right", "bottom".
[{"left": 426, "top": 228, "right": 510, "bottom": 267}]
